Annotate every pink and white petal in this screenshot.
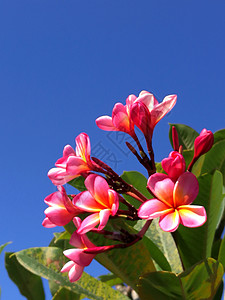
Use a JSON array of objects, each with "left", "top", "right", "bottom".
[
  {"left": 138, "top": 199, "right": 172, "bottom": 219},
  {"left": 74, "top": 191, "right": 104, "bottom": 212},
  {"left": 137, "top": 91, "right": 158, "bottom": 111},
  {"left": 75, "top": 133, "right": 91, "bottom": 159},
  {"left": 69, "top": 231, "right": 84, "bottom": 248},
  {"left": 42, "top": 217, "right": 57, "bottom": 228},
  {"left": 56, "top": 186, "right": 79, "bottom": 214},
  {"left": 178, "top": 205, "right": 207, "bottom": 228},
  {"left": 126, "top": 94, "right": 137, "bottom": 108},
  {"left": 48, "top": 167, "right": 75, "bottom": 185},
  {"left": 61, "top": 261, "right": 75, "bottom": 273},
  {"left": 150, "top": 95, "right": 177, "bottom": 127},
  {"left": 148, "top": 173, "right": 174, "bottom": 207},
  {"left": 68, "top": 264, "right": 84, "bottom": 282},
  {"left": 44, "top": 207, "right": 74, "bottom": 226},
  {"left": 55, "top": 156, "right": 68, "bottom": 168},
  {"left": 112, "top": 103, "right": 132, "bottom": 133},
  {"left": 108, "top": 190, "right": 119, "bottom": 215},
  {"left": 73, "top": 216, "right": 82, "bottom": 229},
  {"left": 63, "top": 144, "right": 76, "bottom": 157},
  {"left": 98, "top": 209, "right": 111, "bottom": 230},
  {"left": 96, "top": 116, "right": 118, "bottom": 131},
  {"left": 77, "top": 213, "right": 100, "bottom": 234},
  {"left": 44, "top": 190, "right": 63, "bottom": 207},
  {"left": 173, "top": 172, "right": 199, "bottom": 207},
  {"left": 63, "top": 249, "right": 94, "bottom": 267},
  {"left": 85, "top": 175, "right": 110, "bottom": 207},
  {"left": 159, "top": 210, "right": 180, "bottom": 232},
  {"left": 66, "top": 156, "right": 90, "bottom": 175},
  {"left": 130, "top": 101, "right": 151, "bottom": 136},
  {"left": 81, "top": 234, "right": 96, "bottom": 249}
]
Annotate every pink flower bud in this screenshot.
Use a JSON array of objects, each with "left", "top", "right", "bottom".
[
  {"left": 194, "top": 129, "right": 214, "bottom": 158},
  {"left": 161, "top": 151, "right": 186, "bottom": 181},
  {"left": 130, "top": 101, "right": 152, "bottom": 138},
  {"left": 172, "top": 126, "right": 179, "bottom": 151}
]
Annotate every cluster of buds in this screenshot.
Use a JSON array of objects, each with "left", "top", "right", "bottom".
[{"left": 43, "top": 90, "right": 214, "bottom": 282}]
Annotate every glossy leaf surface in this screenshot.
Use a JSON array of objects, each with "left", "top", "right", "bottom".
[
  {"left": 5, "top": 252, "right": 45, "bottom": 300},
  {"left": 15, "top": 247, "right": 129, "bottom": 300},
  {"left": 138, "top": 258, "right": 223, "bottom": 300}
]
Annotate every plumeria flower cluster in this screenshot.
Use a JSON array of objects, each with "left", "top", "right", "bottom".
[{"left": 44, "top": 90, "right": 214, "bottom": 282}]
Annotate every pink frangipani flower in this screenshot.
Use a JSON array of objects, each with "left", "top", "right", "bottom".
[
  {"left": 96, "top": 91, "right": 177, "bottom": 141},
  {"left": 131, "top": 91, "right": 177, "bottom": 137},
  {"left": 96, "top": 94, "right": 137, "bottom": 137},
  {"left": 161, "top": 151, "right": 186, "bottom": 181},
  {"left": 61, "top": 217, "right": 96, "bottom": 282},
  {"left": 138, "top": 172, "right": 207, "bottom": 232},
  {"left": 42, "top": 186, "right": 81, "bottom": 228},
  {"left": 73, "top": 174, "right": 119, "bottom": 234},
  {"left": 48, "top": 133, "right": 94, "bottom": 185}
]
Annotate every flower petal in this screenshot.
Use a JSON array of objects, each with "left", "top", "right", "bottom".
[
  {"left": 173, "top": 172, "right": 199, "bottom": 206},
  {"left": 42, "top": 217, "right": 56, "bottom": 228},
  {"left": 61, "top": 261, "right": 75, "bottom": 273},
  {"left": 147, "top": 173, "right": 174, "bottom": 207},
  {"left": 159, "top": 210, "right": 180, "bottom": 232},
  {"left": 137, "top": 91, "right": 158, "bottom": 111},
  {"left": 66, "top": 156, "right": 90, "bottom": 175},
  {"left": 48, "top": 167, "right": 76, "bottom": 185},
  {"left": 75, "top": 133, "right": 91, "bottom": 160},
  {"left": 68, "top": 264, "right": 84, "bottom": 282},
  {"left": 112, "top": 103, "right": 132, "bottom": 133},
  {"left": 138, "top": 199, "right": 173, "bottom": 219},
  {"left": 178, "top": 205, "right": 207, "bottom": 228},
  {"left": 130, "top": 101, "right": 151, "bottom": 137},
  {"left": 63, "top": 249, "right": 94, "bottom": 267},
  {"left": 77, "top": 213, "right": 100, "bottom": 234},
  {"left": 85, "top": 175, "right": 110, "bottom": 208},
  {"left": 150, "top": 95, "right": 177, "bottom": 127},
  {"left": 74, "top": 191, "right": 104, "bottom": 212},
  {"left": 69, "top": 231, "right": 84, "bottom": 248},
  {"left": 126, "top": 94, "right": 137, "bottom": 108},
  {"left": 96, "top": 116, "right": 118, "bottom": 131},
  {"left": 98, "top": 209, "right": 111, "bottom": 230},
  {"left": 44, "top": 206, "right": 74, "bottom": 226},
  {"left": 108, "top": 190, "right": 119, "bottom": 215}
]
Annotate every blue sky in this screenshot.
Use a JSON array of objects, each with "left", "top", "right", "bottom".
[{"left": 1, "top": 1, "right": 225, "bottom": 299}]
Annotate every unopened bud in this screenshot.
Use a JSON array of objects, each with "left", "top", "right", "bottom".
[
  {"left": 162, "top": 151, "right": 186, "bottom": 181},
  {"left": 172, "top": 126, "right": 179, "bottom": 151},
  {"left": 194, "top": 129, "right": 214, "bottom": 158}
]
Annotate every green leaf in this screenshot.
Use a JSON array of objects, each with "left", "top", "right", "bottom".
[
  {"left": 213, "top": 281, "right": 224, "bottom": 300},
  {"left": 52, "top": 287, "right": 81, "bottom": 300},
  {"left": 68, "top": 176, "right": 86, "bottom": 191},
  {"left": 146, "top": 219, "right": 183, "bottom": 273},
  {"left": 5, "top": 252, "right": 45, "bottom": 300},
  {"left": 121, "top": 171, "right": 152, "bottom": 209},
  {"left": 175, "top": 171, "right": 224, "bottom": 268},
  {"left": 134, "top": 220, "right": 172, "bottom": 272},
  {"left": 98, "top": 273, "right": 123, "bottom": 287},
  {"left": 54, "top": 231, "right": 71, "bottom": 243},
  {"left": 218, "top": 233, "right": 225, "bottom": 271},
  {"left": 120, "top": 171, "right": 182, "bottom": 273},
  {"left": 15, "top": 247, "right": 129, "bottom": 300},
  {"left": 0, "top": 242, "right": 11, "bottom": 255},
  {"left": 200, "top": 140, "right": 225, "bottom": 185},
  {"left": 169, "top": 124, "right": 199, "bottom": 150},
  {"left": 138, "top": 258, "right": 223, "bottom": 300},
  {"left": 89, "top": 218, "right": 156, "bottom": 291},
  {"left": 214, "top": 129, "right": 225, "bottom": 144}
]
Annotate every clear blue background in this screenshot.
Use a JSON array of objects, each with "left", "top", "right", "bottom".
[{"left": 1, "top": 1, "right": 225, "bottom": 299}]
